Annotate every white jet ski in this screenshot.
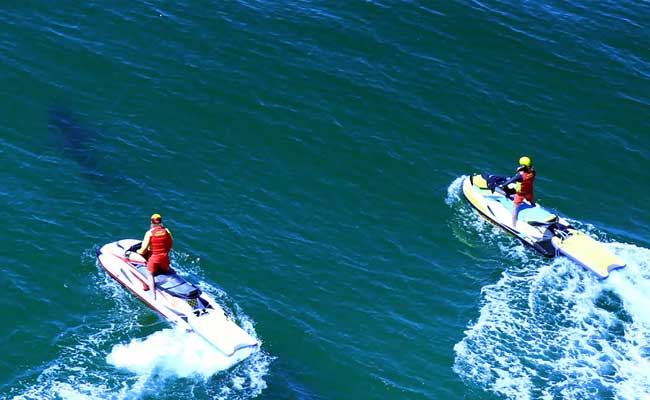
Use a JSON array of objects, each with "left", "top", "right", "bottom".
[
  {"left": 462, "top": 173, "right": 626, "bottom": 279},
  {"left": 96, "top": 239, "right": 259, "bottom": 361}
]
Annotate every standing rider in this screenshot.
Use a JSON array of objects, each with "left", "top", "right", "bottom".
[
  {"left": 501, "top": 156, "right": 536, "bottom": 227},
  {"left": 137, "top": 213, "right": 173, "bottom": 299}
]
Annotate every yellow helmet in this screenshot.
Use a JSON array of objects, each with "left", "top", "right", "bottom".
[
  {"left": 150, "top": 213, "right": 162, "bottom": 223},
  {"left": 519, "top": 156, "right": 531, "bottom": 167}
]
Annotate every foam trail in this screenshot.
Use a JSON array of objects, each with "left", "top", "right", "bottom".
[
  {"left": 453, "top": 242, "right": 650, "bottom": 399},
  {"left": 107, "top": 328, "right": 242, "bottom": 378},
  {"left": 600, "top": 243, "right": 650, "bottom": 398},
  {"left": 445, "top": 175, "right": 466, "bottom": 205},
  {"left": 604, "top": 243, "right": 650, "bottom": 325}
]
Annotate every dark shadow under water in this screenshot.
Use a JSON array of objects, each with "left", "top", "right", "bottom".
[{"left": 48, "top": 107, "right": 125, "bottom": 191}]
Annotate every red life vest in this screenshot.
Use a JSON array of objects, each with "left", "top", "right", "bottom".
[
  {"left": 516, "top": 169, "right": 535, "bottom": 196},
  {"left": 149, "top": 226, "right": 173, "bottom": 256}
]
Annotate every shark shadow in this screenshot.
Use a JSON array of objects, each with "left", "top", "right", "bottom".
[{"left": 48, "top": 107, "right": 123, "bottom": 188}]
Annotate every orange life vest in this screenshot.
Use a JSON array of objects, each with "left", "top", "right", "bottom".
[
  {"left": 516, "top": 169, "right": 535, "bottom": 196},
  {"left": 149, "top": 226, "right": 173, "bottom": 256}
]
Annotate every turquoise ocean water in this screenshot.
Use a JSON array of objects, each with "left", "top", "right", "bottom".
[{"left": 1, "top": 1, "right": 649, "bottom": 399}]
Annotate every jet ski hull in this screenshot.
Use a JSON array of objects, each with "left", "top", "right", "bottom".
[
  {"left": 462, "top": 174, "right": 625, "bottom": 279},
  {"left": 96, "top": 239, "right": 259, "bottom": 360}
]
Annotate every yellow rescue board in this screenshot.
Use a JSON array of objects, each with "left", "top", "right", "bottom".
[{"left": 552, "top": 230, "right": 626, "bottom": 279}]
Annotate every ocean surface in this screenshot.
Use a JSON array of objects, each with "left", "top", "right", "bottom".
[{"left": 1, "top": 1, "right": 649, "bottom": 399}]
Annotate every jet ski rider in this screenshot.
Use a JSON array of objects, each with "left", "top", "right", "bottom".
[
  {"left": 137, "top": 213, "right": 174, "bottom": 299},
  {"left": 501, "top": 156, "right": 535, "bottom": 227}
]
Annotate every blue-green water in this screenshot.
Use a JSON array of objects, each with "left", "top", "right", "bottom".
[{"left": 1, "top": 1, "right": 649, "bottom": 399}]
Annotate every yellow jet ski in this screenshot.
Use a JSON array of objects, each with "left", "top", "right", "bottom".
[{"left": 462, "top": 173, "right": 626, "bottom": 279}]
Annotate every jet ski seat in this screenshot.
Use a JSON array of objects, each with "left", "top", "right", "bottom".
[
  {"left": 134, "top": 265, "right": 200, "bottom": 299},
  {"left": 517, "top": 204, "right": 557, "bottom": 224},
  {"left": 154, "top": 274, "right": 200, "bottom": 299},
  {"left": 493, "top": 196, "right": 557, "bottom": 224}
]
